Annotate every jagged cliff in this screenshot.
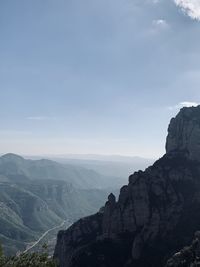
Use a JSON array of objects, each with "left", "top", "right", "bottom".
[
  {"left": 54, "top": 106, "right": 200, "bottom": 267},
  {"left": 166, "top": 106, "right": 200, "bottom": 160}
]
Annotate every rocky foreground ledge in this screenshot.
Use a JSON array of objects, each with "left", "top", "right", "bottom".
[
  {"left": 165, "top": 231, "right": 200, "bottom": 267},
  {"left": 54, "top": 106, "right": 200, "bottom": 267}
]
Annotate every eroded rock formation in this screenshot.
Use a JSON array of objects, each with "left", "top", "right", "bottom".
[
  {"left": 54, "top": 106, "right": 200, "bottom": 267},
  {"left": 166, "top": 106, "right": 200, "bottom": 160}
]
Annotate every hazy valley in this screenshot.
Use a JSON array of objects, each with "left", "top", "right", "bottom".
[{"left": 0, "top": 153, "right": 151, "bottom": 256}]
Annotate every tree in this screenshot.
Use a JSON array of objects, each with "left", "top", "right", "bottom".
[
  {"left": 2, "top": 252, "right": 57, "bottom": 267},
  {"left": 0, "top": 242, "right": 3, "bottom": 258},
  {"left": 0, "top": 242, "right": 58, "bottom": 267},
  {"left": 0, "top": 242, "right": 6, "bottom": 267}
]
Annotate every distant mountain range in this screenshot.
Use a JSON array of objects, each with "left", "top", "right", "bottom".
[
  {"left": 0, "top": 153, "right": 121, "bottom": 255},
  {"left": 26, "top": 154, "right": 154, "bottom": 182}
]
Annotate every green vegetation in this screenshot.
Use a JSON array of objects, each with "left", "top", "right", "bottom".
[
  {"left": 0, "top": 252, "right": 58, "bottom": 267},
  {"left": 0, "top": 154, "right": 109, "bottom": 255},
  {"left": 0, "top": 243, "right": 57, "bottom": 267},
  {"left": 0, "top": 243, "right": 3, "bottom": 257}
]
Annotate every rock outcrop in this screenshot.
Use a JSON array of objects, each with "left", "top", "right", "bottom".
[
  {"left": 166, "top": 106, "right": 200, "bottom": 160},
  {"left": 54, "top": 106, "right": 200, "bottom": 267},
  {"left": 165, "top": 231, "right": 200, "bottom": 267}
]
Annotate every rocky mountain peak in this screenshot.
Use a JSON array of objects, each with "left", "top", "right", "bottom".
[
  {"left": 54, "top": 105, "right": 200, "bottom": 267},
  {"left": 107, "top": 193, "right": 116, "bottom": 204},
  {"left": 166, "top": 105, "right": 200, "bottom": 161}
]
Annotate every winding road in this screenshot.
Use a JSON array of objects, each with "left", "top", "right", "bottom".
[{"left": 23, "top": 220, "right": 67, "bottom": 254}]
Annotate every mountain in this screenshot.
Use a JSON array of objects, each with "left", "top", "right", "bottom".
[
  {"left": 39, "top": 154, "right": 153, "bottom": 179},
  {"left": 0, "top": 154, "right": 113, "bottom": 255},
  {"left": 0, "top": 153, "right": 123, "bottom": 190},
  {"left": 54, "top": 105, "right": 200, "bottom": 267}
]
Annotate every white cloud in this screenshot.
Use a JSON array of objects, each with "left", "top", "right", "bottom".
[
  {"left": 153, "top": 19, "right": 168, "bottom": 27},
  {"left": 168, "top": 101, "right": 200, "bottom": 110},
  {"left": 174, "top": 0, "right": 200, "bottom": 20},
  {"left": 151, "top": 19, "right": 170, "bottom": 33},
  {"left": 143, "top": 18, "right": 170, "bottom": 37}
]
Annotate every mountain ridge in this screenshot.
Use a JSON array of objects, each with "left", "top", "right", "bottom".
[
  {"left": 0, "top": 154, "right": 115, "bottom": 255},
  {"left": 54, "top": 105, "right": 200, "bottom": 267},
  {"left": 0, "top": 153, "right": 124, "bottom": 190}
]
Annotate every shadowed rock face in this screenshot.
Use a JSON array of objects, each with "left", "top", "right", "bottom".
[
  {"left": 54, "top": 106, "right": 200, "bottom": 267},
  {"left": 165, "top": 231, "right": 200, "bottom": 267}
]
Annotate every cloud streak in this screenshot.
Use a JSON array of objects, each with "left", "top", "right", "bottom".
[
  {"left": 27, "top": 116, "right": 56, "bottom": 121},
  {"left": 174, "top": 0, "right": 200, "bottom": 20}
]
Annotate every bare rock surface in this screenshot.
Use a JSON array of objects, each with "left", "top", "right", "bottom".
[
  {"left": 166, "top": 106, "right": 200, "bottom": 160},
  {"left": 54, "top": 106, "right": 200, "bottom": 267}
]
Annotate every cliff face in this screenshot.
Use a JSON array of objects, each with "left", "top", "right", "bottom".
[
  {"left": 54, "top": 106, "right": 200, "bottom": 267},
  {"left": 166, "top": 106, "right": 200, "bottom": 161}
]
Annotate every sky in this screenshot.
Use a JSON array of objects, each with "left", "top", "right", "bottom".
[{"left": 0, "top": 0, "right": 200, "bottom": 158}]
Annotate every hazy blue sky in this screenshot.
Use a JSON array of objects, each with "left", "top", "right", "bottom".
[{"left": 0, "top": 0, "right": 200, "bottom": 158}]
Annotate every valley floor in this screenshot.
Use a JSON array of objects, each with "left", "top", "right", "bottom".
[{"left": 20, "top": 220, "right": 71, "bottom": 256}]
